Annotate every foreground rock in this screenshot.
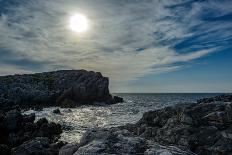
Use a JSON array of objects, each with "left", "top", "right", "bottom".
[
  {"left": 53, "top": 108, "right": 61, "bottom": 114},
  {"left": 0, "top": 70, "right": 123, "bottom": 109},
  {"left": 74, "top": 128, "right": 194, "bottom": 155},
  {"left": 0, "top": 108, "right": 62, "bottom": 155},
  {"left": 2, "top": 94, "right": 232, "bottom": 155},
  {"left": 59, "top": 143, "right": 78, "bottom": 155},
  {"left": 71, "top": 94, "right": 232, "bottom": 155},
  {"left": 12, "top": 137, "right": 53, "bottom": 155},
  {"left": 122, "top": 94, "right": 232, "bottom": 154}
]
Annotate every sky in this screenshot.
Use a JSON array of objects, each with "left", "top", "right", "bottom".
[{"left": 0, "top": 0, "right": 231, "bottom": 93}]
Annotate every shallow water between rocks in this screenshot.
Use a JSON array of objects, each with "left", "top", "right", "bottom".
[{"left": 24, "top": 93, "right": 219, "bottom": 143}]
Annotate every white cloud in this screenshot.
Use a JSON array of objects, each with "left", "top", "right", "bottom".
[{"left": 0, "top": 0, "right": 230, "bottom": 88}]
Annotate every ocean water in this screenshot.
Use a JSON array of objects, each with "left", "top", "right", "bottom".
[{"left": 24, "top": 93, "right": 220, "bottom": 143}]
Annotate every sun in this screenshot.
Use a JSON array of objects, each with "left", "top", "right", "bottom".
[{"left": 69, "top": 14, "right": 89, "bottom": 33}]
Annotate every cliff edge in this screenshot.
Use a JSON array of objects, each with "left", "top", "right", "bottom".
[{"left": 0, "top": 70, "right": 123, "bottom": 108}]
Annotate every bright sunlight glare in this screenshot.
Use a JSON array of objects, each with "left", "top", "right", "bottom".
[{"left": 69, "top": 13, "right": 89, "bottom": 33}]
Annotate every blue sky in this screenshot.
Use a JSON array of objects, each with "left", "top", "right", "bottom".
[{"left": 0, "top": 0, "right": 231, "bottom": 92}]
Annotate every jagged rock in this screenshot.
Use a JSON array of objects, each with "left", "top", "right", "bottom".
[
  {"left": 75, "top": 127, "right": 193, "bottom": 155},
  {"left": 145, "top": 143, "right": 195, "bottom": 155},
  {"left": 5, "top": 109, "right": 23, "bottom": 131},
  {"left": 11, "top": 137, "right": 56, "bottom": 155},
  {"left": 75, "top": 128, "right": 147, "bottom": 155},
  {"left": 197, "top": 94, "right": 232, "bottom": 103},
  {"left": 0, "top": 144, "right": 10, "bottom": 155},
  {"left": 210, "top": 136, "right": 232, "bottom": 154},
  {"left": 35, "top": 119, "right": 62, "bottom": 138},
  {"left": 63, "top": 109, "right": 72, "bottom": 113},
  {"left": 50, "top": 141, "right": 66, "bottom": 149},
  {"left": 53, "top": 108, "right": 61, "bottom": 114},
  {"left": 0, "top": 70, "right": 123, "bottom": 108},
  {"left": 23, "top": 113, "right": 35, "bottom": 123},
  {"left": 36, "top": 118, "right": 48, "bottom": 127},
  {"left": 118, "top": 94, "right": 232, "bottom": 155},
  {"left": 74, "top": 95, "right": 230, "bottom": 155},
  {"left": 113, "top": 96, "right": 124, "bottom": 103},
  {"left": 59, "top": 143, "right": 79, "bottom": 155},
  {"left": 0, "top": 109, "right": 63, "bottom": 155}
]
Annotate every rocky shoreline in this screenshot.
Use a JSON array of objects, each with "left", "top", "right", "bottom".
[
  {"left": 0, "top": 71, "right": 232, "bottom": 154},
  {"left": 0, "top": 94, "right": 231, "bottom": 155},
  {"left": 72, "top": 94, "right": 232, "bottom": 155}
]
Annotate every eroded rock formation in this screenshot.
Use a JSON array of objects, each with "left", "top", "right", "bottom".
[
  {"left": 0, "top": 70, "right": 123, "bottom": 108},
  {"left": 0, "top": 109, "right": 63, "bottom": 155},
  {"left": 73, "top": 94, "right": 232, "bottom": 155}
]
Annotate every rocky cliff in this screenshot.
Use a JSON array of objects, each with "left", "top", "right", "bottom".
[{"left": 0, "top": 70, "right": 123, "bottom": 108}]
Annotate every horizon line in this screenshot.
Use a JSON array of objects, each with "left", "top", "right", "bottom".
[{"left": 112, "top": 92, "right": 231, "bottom": 94}]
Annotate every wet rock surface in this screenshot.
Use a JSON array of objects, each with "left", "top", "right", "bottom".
[
  {"left": 120, "top": 94, "right": 232, "bottom": 155},
  {"left": 69, "top": 94, "right": 232, "bottom": 155},
  {"left": 0, "top": 70, "right": 123, "bottom": 109},
  {"left": 0, "top": 108, "right": 62, "bottom": 155},
  {"left": 53, "top": 108, "right": 61, "bottom": 114},
  {"left": 73, "top": 128, "right": 195, "bottom": 155},
  {"left": 1, "top": 93, "right": 232, "bottom": 154},
  {"left": 58, "top": 143, "right": 79, "bottom": 155},
  {"left": 76, "top": 128, "right": 148, "bottom": 155}
]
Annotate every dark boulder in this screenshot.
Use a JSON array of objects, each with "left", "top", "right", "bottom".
[
  {"left": 58, "top": 143, "right": 79, "bottom": 155},
  {"left": 113, "top": 95, "right": 124, "bottom": 103},
  {"left": 24, "top": 122, "right": 37, "bottom": 132},
  {"left": 5, "top": 109, "right": 23, "bottom": 132},
  {"left": 11, "top": 137, "right": 55, "bottom": 155},
  {"left": 76, "top": 128, "right": 147, "bottom": 155},
  {"left": 53, "top": 108, "right": 61, "bottom": 114},
  {"left": 0, "top": 109, "right": 63, "bottom": 155},
  {"left": 35, "top": 118, "right": 62, "bottom": 139},
  {"left": 0, "top": 144, "right": 10, "bottom": 155},
  {"left": 36, "top": 118, "right": 48, "bottom": 127},
  {"left": 50, "top": 141, "right": 67, "bottom": 150},
  {"left": 23, "top": 113, "right": 35, "bottom": 123}
]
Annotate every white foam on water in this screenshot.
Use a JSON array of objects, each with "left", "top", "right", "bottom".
[{"left": 23, "top": 93, "right": 217, "bottom": 143}]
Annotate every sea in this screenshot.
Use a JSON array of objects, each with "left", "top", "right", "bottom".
[{"left": 24, "top": 93, "right": 220, "bottom": 143}]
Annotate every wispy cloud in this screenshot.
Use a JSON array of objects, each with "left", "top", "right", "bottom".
[{"left": 0, "top": 0, "right": 231, "bottom": 87}]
